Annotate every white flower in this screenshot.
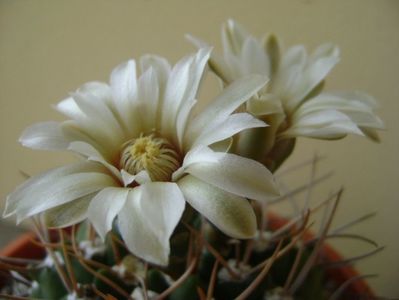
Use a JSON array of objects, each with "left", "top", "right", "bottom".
[
  {"left": 4, "top": 48, "right": 279, "bottom": 266},
  {"left": 187, "top": 19, "right": 384, "bottom": 143}
]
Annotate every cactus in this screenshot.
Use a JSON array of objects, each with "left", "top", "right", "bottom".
[{"left": 0, "top": 160, "right": 382, "bottom": 299}]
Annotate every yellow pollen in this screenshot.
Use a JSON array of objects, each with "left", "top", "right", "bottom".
[{"left": 120, "top": 134, "right": 181, "bottom": 182}]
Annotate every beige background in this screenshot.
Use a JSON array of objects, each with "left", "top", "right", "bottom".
[{"left": 0, "top": 0, "right": 398, "bottom": 297}]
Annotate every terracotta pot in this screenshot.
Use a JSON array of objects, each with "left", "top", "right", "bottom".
[
  {"left": 1, "top": 216, "right": 375, "bottom": 299},
  {"left": 267, "top": 212, "right": 375, "bottom": 299},
  {"left": 0, "top": 232, "right": 45, "bottom": 259}
]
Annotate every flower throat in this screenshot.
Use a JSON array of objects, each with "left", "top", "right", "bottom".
[{"left": 120, "top": 133, "right": 181, "bottom": 182}]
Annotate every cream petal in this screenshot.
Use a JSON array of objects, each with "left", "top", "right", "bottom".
[
  {"left": 19, "top": 121, "right": 71, "bottom": 150},
  {"left": 110, "top": 60, "right": 142, "bottom": 136},
  {"left": 78, "top": 81, "right": 113, "bottom": 106},
  {"left": 68, "top": 141, "right": 122, "bottom": 181},
  {"left": 300, "top": 93, "right": 384, "bottom": 129},
  {"left": 185, "top": 74, "right": 268, "bottom": 148},
  {"left": 333, "top": 91, "right": 379, "bottom": 108},
  {"left": 184, "top": 152, "right": 279, "bottom": 201},
  {"left": 178, "top": 175, "right": 256, "bottom": 239},
  {"left": 110, "top": 59, "right": 138, "bottom": 107},
  {"left": 222, "top": 19, "right": 249, "bottom": 57},
  {"left": 162, "top": 48, "right": 211, "bottom": 142},
  {"left": 61, "top": 121, "right": 114, "bottom": 161},
  {"left": 280, "top": 45, "right": 307, "bottom": 71},
  {"left": 172, "top": 146, "right": 218, "bottom": 181},
  {"left": 54, "top": 97, "right": 85, "bottom": 120},
  {"left": 176, "top": 98, "right": 197, "bottom": 148},
  {"left": 55, "top": 82, "right": 112, "bottom": 120},
  {"left": 138, "top": 67, "right": 160, "bottom": 131},
  {"left": 241, "top": 36, "right": 270, "bottom": 77},
  {"left": 3, "top": 162, "right": 106, "bottom": 217},
  {"left": 209, "top": 137, "right": 233, "bottom": 152},
  {"left": 293, "top": 109, "right": 359, "bottom": 129},
  {"left": 247, "top": 94, "right": 284, "bottom": 116},
  {"left": 15, "top": 172, "right": 117, "bottom": 223},
  {"left": 134, "top": 170, "right": 152, "bottom": 184},
  {"left": 76, "top": 81, "right": 128, "bottom": 129},
  {"left": 71, "top": 92, "right": 125, "bottom": 143},
  {"left": 44, "top": 193, "right": 95, "bottom": 228},
  {"left": 283, "top": 125, "right": 356, "bottom": 139},
  {"left": 192, "top": 113, "right": 266, "bottom": 148},
  {"left": 56, "top": 99, "right": 110, "bottom": 148},
  {"left": 121, "top": 169, "right": 136, "bottom": 186},
  {"left": 360, "top": 127, "right": 381, "bottom": 142},
  {"left": 120, "top": 170, "right": 151, "bottom": 187},
  {"left": 140, "top": 55, "right": 171, "bottom": 96},
  {"left": 186, "top": 34, "right": 235, "bottom": 83},
  {"left": 299, "top": 44, "right": 339, "bottom": 99},
  {"left": 118, "top": 183, "right": 185, "bottom": 266},
  {"left": 5, "top": 165, "right": 117, "bottom": 222},
  {"left": 224, "top": 52, "right": 246, "bottom": 79},
  {"left": 87, "top": 187, "right": 128, "bottom": 240},
  {"left": 283, "top": 109, "right": 364, "bottom": 139},
  {"left": 63, "top": 93, "right": 125, "bottom": 155},
  {"left": 263, "top": 34, "right": 281, "bottom": 77},
  {"left": 278, "top": 44, "right": 340, "bottom": 113}
]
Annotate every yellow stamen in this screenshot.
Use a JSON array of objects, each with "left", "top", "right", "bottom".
[{"left": 120, "top": 134, "right": 181, "bottom": 182}]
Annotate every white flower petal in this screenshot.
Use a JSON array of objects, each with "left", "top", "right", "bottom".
[
  {"left": 222, "top": 19, "right": 249, "bottom": 57},
  {"left": 110, "top": 60, "right": 141, "bottom": 135},
  {"left": 209, "top": 138, "right": 233, "bottom": 152},
  {"left": 120, "top": 170, "right": 151, "bottom": 187},
  {"left": 118, "top": 183, "right": 185, "bottom": 265},
  {"left": 241, "top": 36, "right": 270, "bottom": 77},
  {"left": 19, "top": 121, "right": 70, "bottom": 150},
  {"left": 6, "top": 165, "right": 117, "bottom": 222},
  {"left": 280, "top": 45, "right": 307, "bottom": 71},
  {"left": 276, "top": 44, "right": 340, "bottom": 112},
  {"left": 224, "top": 52, "right": 246, "bottom": 79},
  {"left": 284, "top": 109, "right": 364, "bottom": 139},
  {"left": 172, "top": 146, "right": 218, "bottom": 181},
  {"left": 61, "top": 121, "right": 114, "bottom": 161},
  {"left": 283, "top": 125, "right": 356, "bottom": 140},
  {"left": 192, "top": 113, "right": 266, "bottom": 148},
  {"left": 61, "top": 93, "right": 125, "bottom": 156},
  {"left": 176, "top": 98, "right": 197, "bottom": 148},
  {"left": 68, "top": 141, "right": 122, "bottom": 181},
  {"left": 44, "top": 193, "right": 95, "bottom": 228},
  {"left": 178, "top": 175, "right": 256, "bottom": 239},
  {"left": 71, "top": 92, "right": 125, "bottom": 143},
  {"left": 134, "top": 170, "right": 152, "bottom": 184},
  {"left": 334, "top": 91, "right": 379, "bottom": 108},
  {"left": 54, "top": 97, "right": 85, "bottom": 120},
  {"left": 247, "top": 94, "right": 284, "bottom": 116},
  {"left": 185, "top": 74, "right": 268, "bottom": 148},
  {"left": 140, "top": 55, "right": 171, "bottom": 96},
  {"left": 76, "top": 81, "right": 129, "bottom": 129},
  {"left": 300, "top": 93, "right": 384, "bottom": 129},
  {"left": 298, "top": 44, "right": 339, "bottom": 101},
  {"left": 185, "top": 34, "right": 234, "bottom": 83},
  {"left": 138, "top": 67, "right": 160, "bottom": 130},
  {"left": 88, "top": 187, "right": 128, "bottom": 240},
  {"left": 3, "top": 162, "right": 106, "bottom": 217},
  {"left": 110, "top": 59, "right": 138, "bottom": 107},
  {"left": 78, "top": 81, "right": 113, "bottom": 106},
  {"left": 121, "top": 170, "right": 136, "bottom": 186},
  {"left": 360, "top": 127, "right": 381, "bottom": 142},
  {"left": 162, "top": 48, "right": 211, "bottom": 142},
  {"left": 185, "top": 152, "right": 279, "bottom": 201}
]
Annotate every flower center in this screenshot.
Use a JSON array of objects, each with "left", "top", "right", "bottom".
[{"left": 120, "top": 134, "right": 181, "bottom": 182}]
